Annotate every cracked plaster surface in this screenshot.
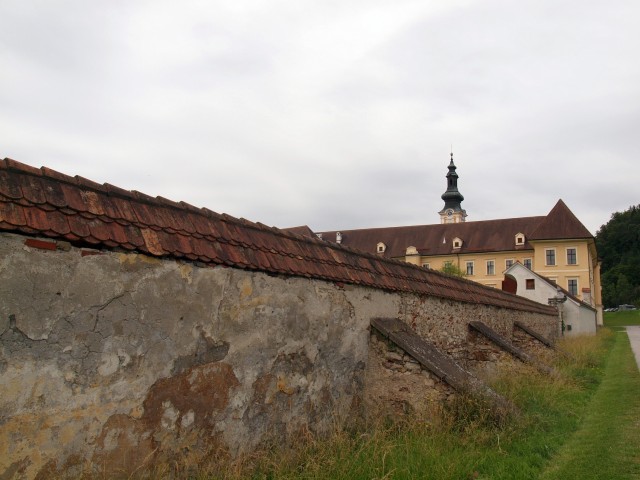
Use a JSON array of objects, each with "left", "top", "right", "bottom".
[
  {"left": 0, "top": 233, "right": 373, "bottom": 478},
  {"left": 0, "top": 232, "right": 557, "bottom": 479}
]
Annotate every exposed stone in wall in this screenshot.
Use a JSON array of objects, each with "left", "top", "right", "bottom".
[
  {"left": 364, "top": 330, "right": 453, "bottom": 417},
  {"left": 397, "top": 294, "right": 557, "bottom": 373},
  {"left": 512, "top": 325, "right": 556, "bottom": 364},
  {"left": 0, "top": 232, "right": 558, "bottom": 478},
  {"left": 466, "top": 327, "right": 522, "bottom": 378}
]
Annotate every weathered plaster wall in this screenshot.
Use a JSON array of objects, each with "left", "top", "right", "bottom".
[
  {"left": 0, "top": 233, "right": 557, "bottom": 478},
  {"left": 562, "top": 301, "right": 597, "bottom": 336},
  {"left": 0, "top": 233, "right": 395, "bottom": 478}
]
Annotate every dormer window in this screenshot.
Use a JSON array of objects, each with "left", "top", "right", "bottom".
[
  {"left": 406, "top": 246, "right": 419, "bottom": 256},
  {"left": 453, "top": 237, "right": 463, "bottom": 249},
  {"left": 336, "top": 232, "right": 342, "bottom": 244},
  {"left": 515, "top": 233, "right": 525, "bottom": 246},
  {"left": 376, "top": 242, "right": 386, "bottom": 254}
]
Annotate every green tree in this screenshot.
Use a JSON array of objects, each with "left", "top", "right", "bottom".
[
  {"left": 440, "top": 262, "right": 466, "bottom": 277},
  {"left": 596, "top": 205, "right": 640, "bottom": 307}
]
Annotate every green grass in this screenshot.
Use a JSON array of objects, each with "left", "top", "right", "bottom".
[
  {"left": 538, "top": 329, "right": 640, "bottom": 479},
  {"left": 125, "top": 328, "right": 640, "bottom": 480},
  {"left": 604, "top": 309, "right": 640, "bottom": 327}
]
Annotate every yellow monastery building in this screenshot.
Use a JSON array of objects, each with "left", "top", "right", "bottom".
[{"left": 317, "top": 154, "right": 603, "bottom": 325}]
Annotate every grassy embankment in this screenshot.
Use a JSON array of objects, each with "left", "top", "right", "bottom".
[
  {"left": 538, "top": 319, "right": 640, "bottom": 479},
  {"left": 137, "top": 315, "right": 639, "bottom": 480},
  {"left": 604, "top": 308, "right": 640, "bottom": 328}
]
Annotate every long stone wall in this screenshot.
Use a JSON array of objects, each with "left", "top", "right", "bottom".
[{"left": 0, "top": 232, "right": 557, "bottom": 478}]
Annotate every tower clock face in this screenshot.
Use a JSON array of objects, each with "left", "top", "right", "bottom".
[{"left": 447, "top": 209, "right": 453, "bottom": 217}]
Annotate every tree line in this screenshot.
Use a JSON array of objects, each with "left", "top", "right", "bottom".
[{"left": 595, "top": 204, "right": 640, "bottom": 307}]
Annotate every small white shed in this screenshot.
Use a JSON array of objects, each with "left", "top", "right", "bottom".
[{"left": 503, "top": 263, "right": 597, "bottom": 336}]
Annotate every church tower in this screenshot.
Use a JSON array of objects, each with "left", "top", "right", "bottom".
[{"left": 438, "top": 152, "right": 467, "bottom": 224}]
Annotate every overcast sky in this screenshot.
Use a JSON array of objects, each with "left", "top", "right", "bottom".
[{"left": 1, "top": 0, "right": 639, "bottom": 235}]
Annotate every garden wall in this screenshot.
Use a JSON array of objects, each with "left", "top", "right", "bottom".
[{"left": 1, "top": 233, "right": 555, "bottom": 478}]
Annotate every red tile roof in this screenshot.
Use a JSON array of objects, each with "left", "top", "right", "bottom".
[
  {"left": 529, "top": 199, "right": 593, "bottom": 240},
  {"left": 0, "top": 158, "right": 556, "bottom": 315},
  {"left": 318, "top": 201, "right": 592, "bottom": 258},
  {"left": 281, "top": 225, "right": 317, "bottom": 238}
]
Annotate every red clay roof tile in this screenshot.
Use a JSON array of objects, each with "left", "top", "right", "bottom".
[
  {"left": 87, "top": 218, "right": 115, "bottom": 242},
  {"left": 0, "top": 201, "right": 27, "bottom": 226},
  {"left": 139, "top": 228, "right": 164, "bottom": 255},
  {"left": 0, "top": 170, "right": 24, "bottom": 200},
  {"left": 132, "top": 190, "right": 156, "bottom": 203},
  {"left": 21, "top": 206, "right": 51, "bottom": 231},
  {"left": 18, "top": 175, "right": 48, "bottom": 204},
  {"left": 0, "top": 158, "right": 557, "bottom": 316},
  {"left": 47, "top": 210, "right": 71, "bottom": 235},
  {"left": 40, "top": 177, "right": 69, "bottom": 208},
  {"left": 3, "top": 158, "right": 41, "bottom": 175},
  {"left": 40, "top": 166, "right": 75, "bottom": 183},
  {"left": 75, "top": 175, "right": 107, "bottom": 192},
  {"left": 84, "top": 235, "right": 101, "bottom": 245},
  {"left": 120, "top": 224, "right": 145, "bottom": 247},
  {"left": 63, "top": 232, "right": 82, "bottom": 242},
  {"left": 108, "top": 196, "right": 139, "bottom": 224},
  {"left": 79, "top": 190, "right": 106, "bottom": 216},
  {"left": 104, "top": 183, "right": 133, "bottom": 197},
  {"left": 60, "top": 183, "right": 87, "bottom": 212}
]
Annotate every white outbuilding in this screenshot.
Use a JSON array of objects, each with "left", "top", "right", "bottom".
[{"left": 503, "top": 262, "right": 597, "bottom": 336}]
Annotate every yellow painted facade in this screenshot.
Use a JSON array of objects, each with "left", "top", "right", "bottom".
[{"left": 403, "top": 237, "right": 602, "bottom": 324}]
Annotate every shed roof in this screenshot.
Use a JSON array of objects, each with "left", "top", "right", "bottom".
[{"left": 0, "top": 157, "right": 555, "bottom": 315}]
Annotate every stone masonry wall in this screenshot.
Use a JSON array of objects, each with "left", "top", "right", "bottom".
[
  {"left": 364, "top": 296, "right": 557, "bottom": 415},
  {"left": 397, "top": 293, "right": 556, "bottom": 369},
  {"left": 0, "top": 233, "right": 557, "bottom": 478}
]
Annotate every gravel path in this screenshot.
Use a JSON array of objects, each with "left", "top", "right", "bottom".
[{"left": 626, "top": 325, "right": 640, "bottom": 370}]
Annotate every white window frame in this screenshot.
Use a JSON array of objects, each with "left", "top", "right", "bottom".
[
  {"left": 505, "top": 259, "right": 514, "bottom": 269},
  {"left": 566, "top": 247, "right": 577, "bottom": 265},
  {"left": 545, "top": 248, "right": 556, "bottom": 266},
  {"left": 515, "top": 233, "right": 525, "bottom": 245},
  {"left": 568, "top": 278, "right": 579, "bottom": 296},
  {"left": 466, "top": 261, "right": 474, "bottom": 276},
  {"left": 486, "top": 260, "right": 495, "bottom": 275},
  {"left": 523, "top": 258, "right": 532, "bottom": 269}
]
